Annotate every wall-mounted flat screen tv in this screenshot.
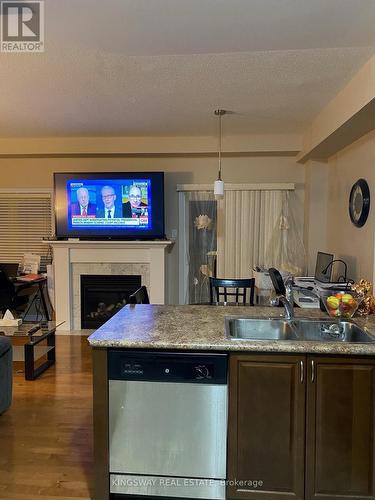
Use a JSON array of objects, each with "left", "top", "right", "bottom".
[{"left": 54, "top": 172, "right": 165, "bottom": 240}]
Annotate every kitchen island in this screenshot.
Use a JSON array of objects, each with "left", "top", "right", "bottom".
[
  {"left": 89, "top": 305, "right": 375, "bottom": 500},
  {"left": 89, "top": 304, "right": 375, "bottom": 355}
]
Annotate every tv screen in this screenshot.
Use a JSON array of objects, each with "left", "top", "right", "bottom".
[{"left": 54, "top": 172, "right": 165, "bottom": 240}]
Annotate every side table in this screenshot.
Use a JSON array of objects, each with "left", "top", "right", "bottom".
[{"left": 0, "top": 321, "right": 62, "bottom": 380}]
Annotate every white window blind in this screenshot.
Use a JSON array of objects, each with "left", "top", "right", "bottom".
[{"left": 0, "top": 191, "right": 53, "bottom": 270}]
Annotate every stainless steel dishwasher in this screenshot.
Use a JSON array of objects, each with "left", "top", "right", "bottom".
[{"left": 108, "top": 351, "right": 228, "bottom": 500}]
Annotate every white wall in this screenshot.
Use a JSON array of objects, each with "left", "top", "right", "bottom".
[{"left": 304, "top": 161, "right": 329, "bottom": 273}]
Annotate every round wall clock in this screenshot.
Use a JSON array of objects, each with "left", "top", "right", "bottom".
[{"left": 349, "top": 178, "right": 370, "bottom": 227}]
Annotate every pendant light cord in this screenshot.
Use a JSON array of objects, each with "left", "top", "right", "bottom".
[
  {"left": 218, "top": 111, "right": 222, "bottom": 180},
  {"left": 215, "top": 109, "right": 226, "bottom": 181}
]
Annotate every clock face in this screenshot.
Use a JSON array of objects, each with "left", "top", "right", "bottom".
[{"left": 349, "top": 179, "right": 370, "bottom": 227}]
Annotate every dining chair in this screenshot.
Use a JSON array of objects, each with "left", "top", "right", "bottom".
[
  {"left": 209, "top": 277, "right": 255, "bottom": 306},
  {"left": 128, "top": 285, "right": 150, "bottom": 304}
]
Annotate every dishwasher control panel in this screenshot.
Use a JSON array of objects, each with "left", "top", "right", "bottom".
[{"left": 108, "top": 351, "right": 227, "bottom": 384}]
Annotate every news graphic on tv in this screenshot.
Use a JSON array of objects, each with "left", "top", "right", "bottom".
[
  {"left": 54, "top": 172, "right": 164, "bottom": 240},
  {"left": 67, "top": 179, "right": 152, "bottom": 232}
]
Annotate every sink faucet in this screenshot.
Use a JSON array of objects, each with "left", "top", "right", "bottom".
[
  {"left": 277, "top": 276, "right": 321, "bottom": 319},
  {"left": 284, "top": 276, "right": 295, "bottom": 317},
  {"left": 278, "top": 295, "right": 294, "bottom": 320},
  {"left": 273, "top": 275, "right": 294, "bottom": 320}
]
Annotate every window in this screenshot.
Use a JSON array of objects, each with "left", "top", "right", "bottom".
[
  {"left": 178, "top": 183, "right": 304, "bottom": 304},
  {"left": 0, "top": 190, "right": 53, "bottom": 271}
]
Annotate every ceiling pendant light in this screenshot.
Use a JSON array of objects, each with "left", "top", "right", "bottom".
[{"left": 214, "top": 109, "right": 226, "bottom": 200}]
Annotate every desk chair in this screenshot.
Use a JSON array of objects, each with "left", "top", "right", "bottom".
[
  {"left": 0, "top": 269, "right": 49, "bottom": 320},
  {"left": 129, "top": 286, "right": 150, "bottom": 305},
  {"left": 209, "top": 277, "right": 255, "bottom": 305},
  {"left": 0, "top": 263, "right": 19, "bottom": 279},
  {"left": 0, "top": 269, "right": 30, "bottom": 315}
]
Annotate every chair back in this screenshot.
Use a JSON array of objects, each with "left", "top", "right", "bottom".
[
  {"left": 0, "top": 263, "right": 19, "bottom": 278},
  {"left": 0, "top": 269, "right": 16, "bottom": 313},
  {"left": 129, "top": 285, "right": 150, "bottom": 305},
  {"left": 209, "top": 277, "right": 255, "bottom": 305}
]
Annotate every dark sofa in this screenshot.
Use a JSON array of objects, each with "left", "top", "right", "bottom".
[{"left": 0, "top": 336, "right": 12, "bottom": 414}]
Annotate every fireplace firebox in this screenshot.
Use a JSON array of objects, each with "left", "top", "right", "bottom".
[{"left": 80, "top": 275, "right": 142, "bottom": 329}]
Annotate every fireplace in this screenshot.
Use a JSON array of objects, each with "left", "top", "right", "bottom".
[
  {"left": 80, "top": 275, "right": 142, "bottom": 329},
  {"left": 50, "top": 240, "right": 171, "bottom": 331}
]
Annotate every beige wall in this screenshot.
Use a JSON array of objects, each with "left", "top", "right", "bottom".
[
  {"left": 325, "top": 130, "right": 375, "bottom": 282},
  {"left": 0, "top": 155, "right": 305, "bottom": 303},
  {"left": 298, "top": 54, "right": 375, "bottom": 162},
  {"left": 304, "top": 161, "right": 329, "bottom": 273}
]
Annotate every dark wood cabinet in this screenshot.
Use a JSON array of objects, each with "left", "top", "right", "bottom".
[
  {"left": 228, "top": 354, "right": 375, "bottom": 500},
  {"left": 306, "top": 356, "right": 375, "bottom": 500},
  {"left": 228, "top": 353, "right": 306, "bottom": 499}
]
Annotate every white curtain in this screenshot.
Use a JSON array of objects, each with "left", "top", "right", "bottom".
[
  {"left": 265, "top": 191, "right": 306, "bottom": 275},
  {"left": 182, "top": 191, "right": 217, "bottom": 303},
  {"left": 218, "top": 190, "right": 283, "bottom": 278},
  {"left": 178, "top": 186, "right": 305, "bottom": 302}
]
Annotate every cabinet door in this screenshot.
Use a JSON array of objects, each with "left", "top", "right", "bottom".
[
  {"left": 306, "top": 356, "right": 375, "bottom": 500},
  {"left": 228, "top": 354, "right": 306, "bottom": 500}
]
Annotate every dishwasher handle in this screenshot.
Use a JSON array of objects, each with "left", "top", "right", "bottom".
[{"left": 108, "top": 350, "right": 228, "bottom": 384}]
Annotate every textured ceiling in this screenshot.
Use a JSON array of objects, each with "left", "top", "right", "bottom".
[{"left": 0, "top": 0, "right": 375, "bottom": 137}]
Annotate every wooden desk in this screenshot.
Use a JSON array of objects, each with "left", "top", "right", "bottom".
[{"left": 14, "top": 276, "right": 51, "bottom": 321}]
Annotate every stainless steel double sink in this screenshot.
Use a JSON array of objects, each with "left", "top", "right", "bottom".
[{"left": 225, "top": 317, "right": 375, "bottom": 343}]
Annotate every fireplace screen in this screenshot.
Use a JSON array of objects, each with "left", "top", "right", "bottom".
[{"left": 80, "top": 275, "right": 142, "bottom": 328}]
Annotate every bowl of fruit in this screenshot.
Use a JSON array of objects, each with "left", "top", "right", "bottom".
[{"left": 320, "top": 290, "right": 364, "bottom": 319}]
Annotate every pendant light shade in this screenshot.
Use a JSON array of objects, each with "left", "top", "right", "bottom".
[
  {"left": 214, "top": 109, "right": 226, "bottom": 200},
  {"left": 214, "top": 179, "right": 224, "bottom": 198}
]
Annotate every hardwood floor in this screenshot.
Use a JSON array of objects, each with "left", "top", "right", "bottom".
[{"left": 0, "top": 335, "right": 94, "bottom": 500}]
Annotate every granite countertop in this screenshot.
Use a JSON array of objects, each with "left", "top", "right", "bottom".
[{"left": 88, "top": 304, "right": 375, "bottom": 355}]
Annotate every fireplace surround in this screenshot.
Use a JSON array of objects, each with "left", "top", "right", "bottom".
[{"left": 49, "top": 240, "right": 172, "bottom": 331}]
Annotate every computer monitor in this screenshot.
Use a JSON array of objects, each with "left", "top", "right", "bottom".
[
  {"left": 0, "top": 263, "right": 19, "bottom": 278},
  {"left": 314, "top": 252, "right": 334, "bottom": 283}
]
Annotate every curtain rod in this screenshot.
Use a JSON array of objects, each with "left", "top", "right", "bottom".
[{"left": 177, "top": 183, "right": 295, "bottom": 192}]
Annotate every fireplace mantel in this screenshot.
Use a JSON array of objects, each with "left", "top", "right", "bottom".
[{"left": 49, "top": 240, "right": 172, "bottom": 331}]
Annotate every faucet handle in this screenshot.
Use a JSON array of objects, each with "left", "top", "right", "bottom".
[
  {"left": 269, "top": 290, "right": 279, "bottom": 307},
  {"left": 284, "top": 275, "right": 294, "bottom": 286},
  {"left": 284, "top": 276, "right": 294, "bottom": 304}
]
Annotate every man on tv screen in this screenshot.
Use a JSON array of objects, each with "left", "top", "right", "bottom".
[
  {"left": 97, "top": 185, "right": 122, "bottom": 219},
  {"left": 123, "top": 185, "right": 148, "bottom": 218},
  {"left": 71, "top": 187, "right": 97, "bottom": 217}
]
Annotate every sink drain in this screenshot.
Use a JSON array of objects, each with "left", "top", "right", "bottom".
[{"left": 320, "top": 323, "right": 343, "bottom": 338}]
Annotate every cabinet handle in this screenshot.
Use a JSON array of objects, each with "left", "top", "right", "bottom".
[
  {"left": 300, "top": 360, "right": 304, "bottom": 384},
  {"left": 311, "top": 360, "right": 315, "bottom": 383}
]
